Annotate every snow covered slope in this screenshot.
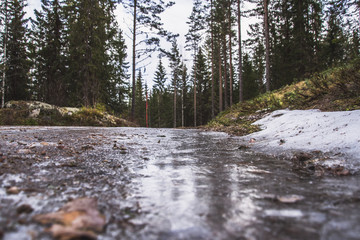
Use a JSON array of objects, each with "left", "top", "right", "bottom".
[{"left": 242, "top": 109, "right": 360, "bottom": 169}]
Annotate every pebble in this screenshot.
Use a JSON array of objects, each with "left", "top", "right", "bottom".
[
  {"left": 17, "top": 204, "right": 34, "bottom": 214},
  {"left": 17, "top": 149, "right": 32, "bottom": 154}
]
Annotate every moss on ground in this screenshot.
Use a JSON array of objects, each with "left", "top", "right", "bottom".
[{"left": 0, "top": 103, "right": 136, "bottom": 127}]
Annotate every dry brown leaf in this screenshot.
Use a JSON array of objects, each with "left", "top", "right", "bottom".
[
  {"left": 34, "top": 197, "right": 106, "bottom": 239},
  {"left": 46, "top": 224, "right": 97, "bottom": 240},
  {"left": 276, "top": 195, "right": 304, "bottom": 203}
]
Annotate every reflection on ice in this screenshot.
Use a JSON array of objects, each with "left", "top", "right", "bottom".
[
  {"left": 0, "top": 127, "right": 359, "bottom": 239},
  {"left": 264, "top": 209, "right": 304, "bottom": 218}
]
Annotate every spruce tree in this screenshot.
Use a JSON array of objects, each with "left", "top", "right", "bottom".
[
  {"left": 0, "top": 0, "right": 9, "bottom": 107},
  {"left": 134, "top": 69, "right": 145, "bottom": 126},
  {"left": 323, "top": 1, "right": 346, "bottom": 67},
  {"left": 237, "top": 0, "right": 243, "bottom": 102},
  {"left": 30, "top": 0, "right": 66, "bottom": 105},
  {"left": 186, "top": 0, "right": 206, "bottom": 127},
  {"left": 5, "top": 0, "right": 30, "bottom": 101},
  {"left": 195, "top": 47, "right": 211, "bottom": 125},
  {"left": 163, "top": 39, "right": 181, "bottom": 128},
  {"left": 105, "top": 29, "right": 129, "bottom": 114},
  {"left": 242, "top": 53, "right": 260, "bottom": 100},
  {"left": 65, "top": 0, "right": 117, "bottom": 107},
  {"left": 180, "top": 62, "right": 189, "bottom": 127},
  {"left": 152, "top": 58, "right": 167, "bottom": 127}
]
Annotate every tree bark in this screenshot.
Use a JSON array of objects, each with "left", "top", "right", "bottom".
[
  {"left": 181, "top": 85, "right": 184, "bottom": 127},
  {"left": 219, "top": 50, "right": 223, "bottom": 112},
  {"left": 2, "top": 0, "right": 8, "bottom": 108},
  {"left": 210, "top": 0, "right": 215, "bottom": 118},
  {"left": 237, "top": 0, "right": 243, "bottom": 102},
  {"left": 222, "top": 33, "right": 228, "bottom": 109},
  {"left": 131, "top": 0, "right": 137, "bottom": 120},
  {"left": 228, "top": 1, "right": 233, "bottom": 106},
  {"left": 193, "top": 53, "right": 197, "bottom": 127},
  {"left": 264, "top": 0, "right": 270, "bottom": 92},
  {"left": 173, "top": 79, "right": 177, "bottom": 128}
]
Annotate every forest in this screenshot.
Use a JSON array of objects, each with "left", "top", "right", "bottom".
[{"left": 0, "top": 0, "right": 359, "bottom": 128}]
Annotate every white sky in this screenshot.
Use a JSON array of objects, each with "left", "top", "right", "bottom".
[{"left": 25, "top": 0, "right": 256, "bottom": 88}]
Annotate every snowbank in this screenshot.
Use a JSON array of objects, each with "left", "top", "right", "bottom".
[{"left": 243, "top": 109, "right": 360, "bottom": 169}]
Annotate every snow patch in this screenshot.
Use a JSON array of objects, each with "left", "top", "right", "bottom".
[{"left": 243, "top": 109, "right": 360, "bottom": 170}]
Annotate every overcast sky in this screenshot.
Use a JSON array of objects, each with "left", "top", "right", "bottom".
[{"left": 25, "top": 0, "right": 255, "bottom": 88}]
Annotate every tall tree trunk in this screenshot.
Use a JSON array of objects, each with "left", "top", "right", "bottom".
[
  {"left": 210, "top": 0, "right": 215, "bottom": 118},
  {"left": 157, "top": 93, "right": 160, "bottom": 128},
  {"left": 173, "top": 80, "right": 177, "bottom": 128},
  {"left": 237, "top": 0, "right": 243, "bottom": 102},
  {"left": 131, "top": 0, "right": 137, "bottom": 120},
  {"left": 222, "top": 34, "right": 228, "bottom": 108},
  {"left": 1, "top": 0, "right": 8, "bottom": 108},
  {"left": 264, "top": 0, "right": 270, "bottom": 92},
  {"left": 181, "top": 85, "right": 184, "bottom": 127},
  {"left": 219, "top": 50, "right": 223, "bottom": 112},
  {"left": 193, "top": 54, "right": 197, "bottom": 127},
  {"left": 146, "top": 89, "right": 148, "bottom": 127},
  {"left": 228, "top": 2, "right": 233, "bottom": 106}
]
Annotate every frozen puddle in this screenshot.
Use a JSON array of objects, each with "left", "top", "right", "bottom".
[{"left": 0, "top": 127, "right": 360, "bottom": 239}]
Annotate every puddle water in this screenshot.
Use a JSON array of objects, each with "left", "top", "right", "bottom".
[{"left": 0, "top": 127, "right": 359, "bottom": 239}]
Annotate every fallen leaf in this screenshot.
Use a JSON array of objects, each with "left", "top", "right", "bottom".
[
  {"left": 17, "top": 149, "right": 32, "bottom": 154},
  {"left": 81, "top": 145, "right": 94, "bottom": 151},
  {"left": 276, "top": 195, "right": 304, "bottom": 203},
  {"left": 292, "top": 152, "right": 313, "bottom": 162},
  {"left": 332, "top": 166, "right": 351, "bottom": 176},
  {"left": 238, "top": 145, "right": 250, "bottom": 150},
  {"left": 34, "top": 197, "right": 106, "bottom": 239},
  {"left": 46, "top": 224, "right": 97, "bottom": 240},
  {"left": 6, "top": 186, "right": 20, "bottom": 195}
]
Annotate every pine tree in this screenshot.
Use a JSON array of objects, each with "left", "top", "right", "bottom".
[
  {"left": 152, "top": 58, "right": 167, "bottom": 127},
  {"left": 0, "top": 0, "right": 9, "bottom": 107},
  {"left": 237, "top": 0, "right": 243, "bottom": 102},
  {"left": 264, "top": 0, "right": 270, "bottom": 92},
  {"left": 323, "top": 1, "right": 346, "bottom": 67},
  {"left": 186, "top": 0, "right": 206, "bottom": 127},
  {"left": 242, "top": 53, "right": 260, "bottom": 100},
  {"left": 118, "top": 0, "right": 175, "bottom": 121},
  {"left": 166, "top": 39, "right": 182, "bottom": 128},
  {"left": 210, "top": 0, "right": 215, "bottom": 118},
  {"left": 30, "top": 0, "right": 66, "bottom": 105},
  {"left": 134, "top": 69, "right": 145, "bottom": 126},
  {"left": 195, "top": 47, "right": 211, "bottom": 125},
  {"left": 227, "top": 0, "right": 235, "bottom": 107},
  {"left": 5, "top": 0, "right": 30, "bottom": 101},
  {"left": 105, "top": 29, "right": 129, "bottom": 114},
  {"left": 65, "top": 0, "right": 117, "bottom": 107},
  {"left": 180, "top": 62, "right": 189, "bottom": 127}
]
